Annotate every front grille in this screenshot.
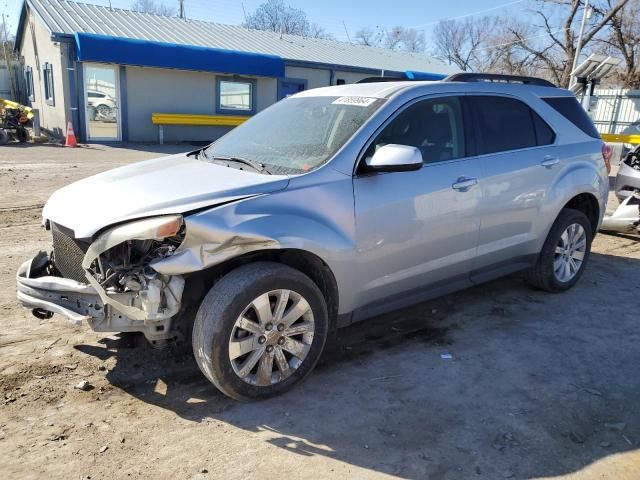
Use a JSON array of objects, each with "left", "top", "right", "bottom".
[{"left": 51, "top": 223, "right": 88, "bottom": 283}]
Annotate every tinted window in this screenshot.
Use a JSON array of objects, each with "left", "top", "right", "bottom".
[
  {"left": 542, "top": 96, "right": 600, "bottom": 138},
  {"left": 366, "top": 96, "right": 466, "bottom": 164},
  {"left": 532, "top": 110, "right": 555, "bottom": 145},
  {"left": 469, "top": 96, "right": 538, "bottom": 154}
]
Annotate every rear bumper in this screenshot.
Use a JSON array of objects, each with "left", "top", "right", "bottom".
[{"left": 16, "top": 253, "right": 104, "bottom": 325}]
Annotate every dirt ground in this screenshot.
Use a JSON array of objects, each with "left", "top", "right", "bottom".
[{"left": 0, "top": 144, "right": 638, "bottom": 480}]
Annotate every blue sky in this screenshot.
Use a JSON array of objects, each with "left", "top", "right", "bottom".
[{"left": 4, "top": 0, "right": 526, "bottom": 43}]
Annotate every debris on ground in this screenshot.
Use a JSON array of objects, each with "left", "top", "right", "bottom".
[{"left": 74, "top": 380, "right": 93, "bottom": 391}]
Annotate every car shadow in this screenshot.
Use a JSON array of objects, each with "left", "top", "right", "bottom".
[{"left": 75, "top": 251, "right": 640, "bottom": 479}]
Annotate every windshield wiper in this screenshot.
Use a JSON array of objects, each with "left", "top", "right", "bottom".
[{"left": 210, "top": 155, "right": 272, "bottom": 175}]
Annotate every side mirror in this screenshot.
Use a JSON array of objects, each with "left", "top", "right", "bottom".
[{"left": 365, "top": 144, "right": 423, "bottom": 172}]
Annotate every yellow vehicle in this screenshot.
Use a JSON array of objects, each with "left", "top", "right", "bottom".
[{"left": 0, "top": 99, "right": 33, "bottom": 144}]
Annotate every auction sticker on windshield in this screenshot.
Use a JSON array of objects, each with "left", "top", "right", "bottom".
[{"left": 332, "top": 96, "right": 377, "bottom": 107}]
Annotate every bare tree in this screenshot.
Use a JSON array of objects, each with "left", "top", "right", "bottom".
[
  {"left": 392, "top": 27, "right": 426, "bottom": 52},
  {"left": 130, "top": 0, "right": 175, "bottom": 16},
  {"left": 597, "top": 0, "right": 640, "bottom": 87},
  {"left": 355, "top": 25, "right": 425, "bottom": 52},
  {"left": 308, "top": 22, "right": 333, "bottom": 40},
  {"left": 432, "top": 17, "right": 498, "bottom": 71},
  {"left": 354, "top": 26, "right": 383, "bottom": 46},
  {"left": 243, "top": 0, "right": 331, "bottom": 38},
  {"left": 507, "top": 0, "right": 630, "bottom": 87}
]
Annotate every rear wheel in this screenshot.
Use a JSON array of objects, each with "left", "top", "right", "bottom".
[
  {"left": 192, "top": 262, "right": 328, "bottom": 400},
  {"left": 525, "top": 208, "right": 592, "bottom": 292}
]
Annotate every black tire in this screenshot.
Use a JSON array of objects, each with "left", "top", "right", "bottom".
[
  {"left": 0, "top": 129, "right": 8, "bottom": 145},
  {"left": 16, "top": 126, "right": 28, "bottom": 143},
  {"left": 192, "top": 262, "right": 328, "bottom": 401},
  {"left": 525, "top": 208, "right": 593, "bottom": 292}
]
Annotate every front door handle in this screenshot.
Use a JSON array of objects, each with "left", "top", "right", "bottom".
[
  {"left": 541, "top": 156, "right": 559, "bottom": 168},
  {"left": 452, "top": 177, "right": 478, "bottom": 191}
]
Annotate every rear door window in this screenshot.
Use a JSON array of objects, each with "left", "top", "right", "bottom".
[
  {"left": 467, "top": 96, "right": 543, "bottom": 155},
  {"left": 532, "top": 110, "right": 556, "bottom": 145},
  {"left": 542, "top": 96, "right": 600, "bottom": 138}
]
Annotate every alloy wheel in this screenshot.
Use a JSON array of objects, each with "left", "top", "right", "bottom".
[
  {"left": 228, "top": 289, "right": 315, "bottom": 386},
  {"left": 553, "top": 223, "right": 587, "bottom": 282}
]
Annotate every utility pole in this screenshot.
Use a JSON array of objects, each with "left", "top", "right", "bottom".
[
  {"left": 570, "top": 0, "right": 591, "bottom": 88},
  {"left": 342, "top": 21, "right": 351, "bottom": 44},
  {"left": 178, "top": 0, "right": 185, "bottom": 19},
  {"left": 1, "top": 13, "right": 17, "bottom": 101}
]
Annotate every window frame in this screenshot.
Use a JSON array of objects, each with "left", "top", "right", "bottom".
[
  {"left": 43, "top": 62, "right": 55, "bottom": 106},
  {"left": 464, "top": 93, "right": 558, "bottom": 158},
  {"left": 355, "top": 93, "right": 474, "bottom": 176},
  {"left": 216, "top": 76, "right": 257, "bottom": 115}
]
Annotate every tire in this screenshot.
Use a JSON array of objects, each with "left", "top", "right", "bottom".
[
  {"left": 192, "top": 262, "right": 328, "bottom": 401},
  {"left": 16, "top": 126, "right": 28, "bottom": 143},
  {"left": 525, "top": 208, "right": 593, "bottom": 292},
  {"left": 0, "top": 129, "right": 8, "bottom": 145},
  {"left": 96, "top": 104, "right": 112, "bottom": 119}
]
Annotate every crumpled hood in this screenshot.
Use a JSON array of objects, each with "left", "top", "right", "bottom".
[{"left": 43, "top": 152, "right": 289, "bottom": 238}]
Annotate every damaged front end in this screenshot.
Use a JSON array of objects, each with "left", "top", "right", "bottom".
[{"left": 17, "top": 215, "right": 187, "bottom": 345}]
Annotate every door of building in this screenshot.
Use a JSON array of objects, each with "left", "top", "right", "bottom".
[{"left": 84, "top": 64, "right": 121, "bottom": 142}]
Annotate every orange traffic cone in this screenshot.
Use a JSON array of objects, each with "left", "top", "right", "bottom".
[{"left": 64, "top": 121, "right": 77, "bottom": 148}]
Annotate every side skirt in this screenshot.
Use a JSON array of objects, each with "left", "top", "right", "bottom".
[{"left": 337, "top": 254, "right": 537, "bottom": 328}]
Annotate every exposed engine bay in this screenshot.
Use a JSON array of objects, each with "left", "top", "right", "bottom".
[{"left": 17, "top": 216, "right": 190, "bottom": 346}]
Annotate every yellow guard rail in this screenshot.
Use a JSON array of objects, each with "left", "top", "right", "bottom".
[
  {"left": 601, "top": 133, "right": 640, "bottom": 144},
  {"left": 151, "top": 113, "right": 249, "bottom": 144}
]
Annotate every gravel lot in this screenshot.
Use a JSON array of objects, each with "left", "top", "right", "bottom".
[{"left": 0, "top": 144, "right": 639, "bottom": 480}]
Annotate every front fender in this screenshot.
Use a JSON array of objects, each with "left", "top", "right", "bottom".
[{"left": 152, "top": 171, "right": 357, "bottom": 310}]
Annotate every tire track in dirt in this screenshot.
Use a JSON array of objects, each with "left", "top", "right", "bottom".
[{"left": 0, "top": 204, "right": 43, "bottom": 228}]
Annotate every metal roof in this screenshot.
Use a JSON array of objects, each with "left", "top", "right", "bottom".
[{"left": 23, "top": 0, "right": 457, "bottom": 75}]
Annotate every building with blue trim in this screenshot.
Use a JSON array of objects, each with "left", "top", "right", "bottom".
[{"left": 14, "top": 0, "right": 457, "bottom": 143}]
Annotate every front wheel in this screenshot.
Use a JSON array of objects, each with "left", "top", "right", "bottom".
[
  {"left": 192, "top": 262, "right": 328, "bottom": 400},
  {"left": 525, "top": 208, "right": 593, "bottom": 292}
]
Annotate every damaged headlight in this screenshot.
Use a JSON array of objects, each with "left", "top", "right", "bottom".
[{"left": 81, "top": 215, "right": 186, "bottom": 320}]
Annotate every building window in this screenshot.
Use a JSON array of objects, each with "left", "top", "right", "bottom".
[
  {"left": 43, "top": 63, "right": 55, "bottom": 106},
  {"left": 216, "top": 77, "right": 256, "bottom": 114},
  {"left": 24, "top": 66, "right": 35, "bottom": 101}
]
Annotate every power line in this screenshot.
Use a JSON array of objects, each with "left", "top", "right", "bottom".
[{"left": 407, "top": 0, "right": 526, "bottom": 29}]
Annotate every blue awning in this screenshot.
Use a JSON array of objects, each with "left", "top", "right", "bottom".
[
  {"left": 74, "top": 33, "right": 285, "bottom": 77},
  {"left": 405, "top": 71, "right": 447, "bottom": 81}
]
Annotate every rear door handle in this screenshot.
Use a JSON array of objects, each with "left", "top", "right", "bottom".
[
  {"left": 452, "top": 177, "right": 478, "bottom": 191},
  {"left": 541, "top": 156, "right": 559, "bottom": 168}
]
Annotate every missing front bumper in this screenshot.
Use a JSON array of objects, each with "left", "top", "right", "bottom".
[
  {"left": 16, "top": 252, "right": 185, "bottom": 343},
  {"left": 16, "top": 252, "right": 104, "bottom": 325}
]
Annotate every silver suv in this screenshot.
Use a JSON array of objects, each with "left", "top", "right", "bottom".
[{"left": 17, "top": 74, "right": 610, "bottom": 400}]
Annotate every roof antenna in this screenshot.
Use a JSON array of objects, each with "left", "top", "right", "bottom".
[{"left": 178, "top": 0, "right": 185, "bottom": 19}]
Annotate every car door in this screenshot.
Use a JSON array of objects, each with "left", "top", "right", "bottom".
[
  {"left": 352, "top": 95, "right": 482, "bottom": 315},
  {"left": 465, "top": 94, "right": 559, "bottom": 280}
]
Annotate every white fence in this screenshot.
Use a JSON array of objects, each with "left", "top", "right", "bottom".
[{"left": 591, "top": 88, "right": 640, "bottom": 134}]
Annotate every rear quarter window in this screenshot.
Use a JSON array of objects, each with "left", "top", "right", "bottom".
[{"left": 542, "top": 96, "right": 600, "bottom": 138}]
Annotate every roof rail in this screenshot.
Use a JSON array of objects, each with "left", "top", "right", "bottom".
[
  {"left": 356, "top": 76, "right": 407, "bottom": 84},
  {"left": 444, "top": 72, "right": 556, "bottom": 88}
]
